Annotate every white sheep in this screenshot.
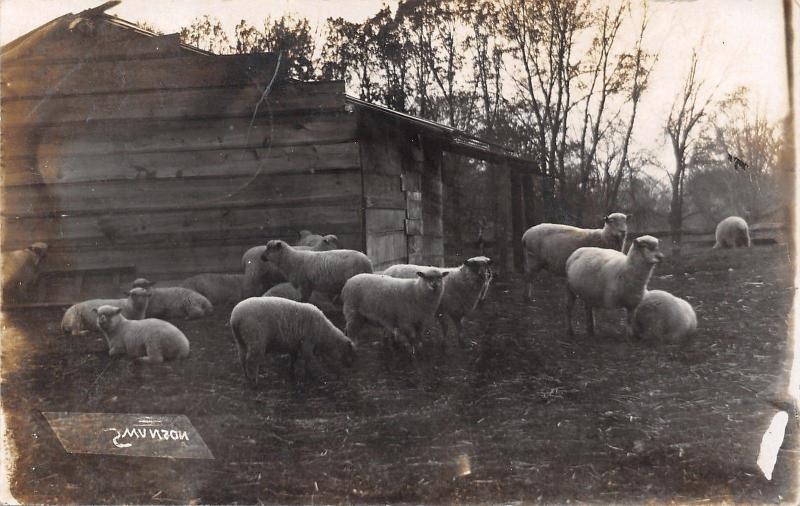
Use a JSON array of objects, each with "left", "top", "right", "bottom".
[
  {"left": 131, "top": 278, "right": 213, "bottom": 320},
  {"left": 381, "top": 256, "right": 493, "bottom": 346},
  {"left": 632, "top": 290, "right": 697, "bottom": 343},
  {"left": 241, "top": 235, "right": 340, "bottom": 298},
  {"left": 522, "top": 213, "right": 628, "bottom": 301},
  {"left": 230, "top": 296, "right": 356, "bottom": 384},
  {"left": 2, "top": 242, "right": 48, "bottom": 303},
  {"left": 714, "top": 216, "right": 751, "bottom": 249},
  {"left": 565, "top": 235, "right": 664, "bottom": 337},
  {"left": 296, "top": 231, "right": 339, "bottom": 249},
  {"left": 261, "top": 240, "right": 373, "bottom": 302},
  {"left": 262, "top": 282, "right": 338, "bottom": 313},
  {"left": 179, "top": 273, "right": 244, "bottom": 306},
  {"left": 61, "top": 287, "right": 151, "bottom": 336},
  {"left": 341, "top": 269, "right": 448, "bottom": 353},
  {"left": 94, "top": 305, "right": 190, "bottom": 364}
]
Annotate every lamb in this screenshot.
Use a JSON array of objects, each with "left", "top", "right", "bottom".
[
  {"left": 632, "top": 290, "right": 697, "bottom": 343},
  {"left": 241, "top": 235, "right": 339, "bottom": 298},
  {"left": 230, "top": 296, "right": 356, "bottom": 384},
  {"left": 382, "top": 256, "right": 494, "bottom": 346},
  {"left": 179, "top": 273, "right": 244, "bottom": 306},
  {"left": 714, "top": 216, "right": 751, "bottom": 249},
  {"left": 130, "top": 278, "right": 213, "bottom": 320},
  {"left": 341, "top": 268, "right": 448, "bottom": 353},
  {"left": 522, "top": 213, "right": 628, "bottom": 301},
  {"left": 261, "top": 240, "right": 373, "bottom": 302},
  {"left": 262, "top": 283, "right": 338, "bottom": 313},
  {"left": 61, "top": 287, "right": 151, "bottom": 336},
  {"left": 94, "top": 305, "right": 190, "bottom": 364},
  {"left": 565, "top": 235, "right": 664, "bottom": 337},
  {"left": 2, "top": 242, "right": 48, "bottom": 303}
]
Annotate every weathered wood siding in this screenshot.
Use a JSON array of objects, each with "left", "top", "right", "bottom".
[{"left": 1, "top": 21, "right": 362, "bottom": 296}]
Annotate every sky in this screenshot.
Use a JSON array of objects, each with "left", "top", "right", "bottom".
[{"left": 0, "top": 0, "right": 791, "bottom": 175}]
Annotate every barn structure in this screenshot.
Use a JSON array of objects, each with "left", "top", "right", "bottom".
[{"left": 1, "top": 2, "right": 542, "bottom": 305}]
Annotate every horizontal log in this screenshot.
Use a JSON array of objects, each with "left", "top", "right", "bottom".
[
  {"left": 2, "top": 81, "right": 344, "bottom": 125},
  {"left": 1, "top": 113, "right": 358, "bottom": 158},
  {"left": 2, "top": 142, "right": 361, "bottom": 186},
  {"left": 2, "top": 53, "right": 281, "bottom": 99},
  {"left": 2, "top": 171, "right": 362, "bottom": 217}
]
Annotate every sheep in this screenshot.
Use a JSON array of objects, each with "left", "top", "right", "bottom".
[
  {"left": 179, "top": 273, "right": 244, "bottom": 306},
  {"left": 522, "top": 213, "right": 628, "bottom": 301},
  {"left": 130, "top": 278, "right": 213, "bottom": 320},
  {"left": 632, "top": 290, "right": 697, "bottom": 343},
  {"left": 261, "top": 240, "right": 373, "bottom": 302},
  {"left": 565, "top": 235, "right": 664, "bottom": 337},
  {"left": 241, "top": 235, "right": 340, "bottom": 298},
  {"left": 61, "top": 287, "right": 151, "bottom": 336},
  {"left": 341, "top": 268, "right": 448, "bottom": 353},
  {"left": 94, "top": 305, "right": 190, "bottom": 364},
  {"left": 262, "top": 282, "right": 338, "bottom": 313},
  {"left": 382, "top": 256, "right": 494, "bottom": 346},
  {"left": 296, "top": 231, "right": 340, "bottom": 249},
  {"left": 714, "top": 216, "right": 751, "bottom": 249},
  {"left": 2, "top": 242, "right": 48, "bottom": 304},
  {"left": 230, "top": 296, "right": 356, "bottom": 384}
]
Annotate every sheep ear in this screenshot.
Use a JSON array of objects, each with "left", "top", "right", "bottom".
[
  {"left": 125, "top": 290, "right": 131, "bottom": 296},
  {"left": 603, "top": 215, "right": 610, "bottom": 223},
  {"left": 113, "top": 307, "right": 123, "bottom": 315},
  {"left": 441, "top": 271, "right": 449, "bottom": 278},
  {"left": 626, "top": 213, "right": 633, "bottom": 220},
  {"left": 91, "top": 308, "right": 98, "bottom": 314}
]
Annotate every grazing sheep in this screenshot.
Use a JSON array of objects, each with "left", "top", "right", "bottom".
[
  {"left": 522, "top": 213, "right": 628, "bottom": 301},
  {"left": 565, "top": 235, "right": 664, "bottom": 337},
  {"left": 94, "top": 305, "right": 190, "bottom": 364},
  {"left": 131, "top": 278, "right": 213, "bottom": 320},
  {"left": 61, "top": 287, "right": 151, "bottom": 336},
  {"left": 714, "top": 216, "right": 751, "bottom": 249},
  {"left": 632, "top": 290, "right": 697, "bottom": 343},
  {"left": 179, "top": 273, "right": 244, "bottom": 306},
  {"left": 341, "top": 269, "right": 448, "bottom": 353},
  {"left": 2, "top": 242, "right": 48, "bottom": 303},
  {"left": 261, "top": 240, "right": 373, "bottom": 302},
  {"left": 262, "top": 283, "right": 338, "bottom": 313},
  {"left": 230, "top": 297, "right": 356, "bottom": 384},
  {"left": 382, "top": 257, "right": 494, "bottom": 346},
  {"left": 241, "top": 236, "right": 339, "bottom": 298}
]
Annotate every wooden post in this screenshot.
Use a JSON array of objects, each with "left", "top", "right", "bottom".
[
  {"left": 510, "top": 171, "right": 525, "bottom": 271},
  {"left": 493, "top": 161, "right": 513, "bottom": 275}
]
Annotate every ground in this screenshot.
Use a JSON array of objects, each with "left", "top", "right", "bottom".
[{"left": 1, "top": 243, "right": 796, "bottom": 504}]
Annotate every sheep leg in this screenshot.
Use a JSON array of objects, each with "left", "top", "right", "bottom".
[
  {"left": 345, "top": 313, "right": 364, "bottom": 341},
  {"left": 625, "top": 308, "right": 636, "bottom": 340},
  {"left": 298, "top": 284, "right": 313, "bottom": 303},
  {"left": 565, "top": 288, "right": 576, "bottom": 336},
  {"left": 438, "top": 314, "right": 449, "bottom": 341},
  {"left": 585, "top": 304, "right": 596, "bottom": 337},
  {"left": 296, "top": 339, "right": 317, "bottom": 381},
  {"left": 138, "top": 343, "right": 164, "bottom": 365},
  {"left": 453, "top": 318, "right": 465, "bottom": 347},
  {"left": 244, "top": 350, "right": 261, "bottom": 385}
]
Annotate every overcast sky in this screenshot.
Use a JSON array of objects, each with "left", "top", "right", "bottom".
[{"left": 0, "top": 0, "right": 791, "bottom": 173}]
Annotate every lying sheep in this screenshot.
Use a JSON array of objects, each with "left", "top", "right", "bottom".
[
  {"left": 565, "top": 235, "right": 664, "bottom": 337},
  {"left": 261, "top": 240, "right": 372, "bottom": 302},
  {"left": 341, "top": 269, "right": 448, "bottom": 353},
  {"left": 230, "top": 297, "right": 356, "bottom": 384},
  {"left": 382, "top": 256, "right": 493, "bottom": 346},
  {"left": 131, "top": 278, "right": 213, "bottom": 320},
  {"left": 2, "top": 242, "right": 48, "bottom": 303},
  {"left": 241, "top": 236, "right": 340, "bottom": 298},
  {"left": 263, "top": 283, "right": 338, "bottom": 313},
  {"left": 179, "top": 273, "right": 244, "bottom": 306},
  {"left": 714, "top": 216, "right": 751, "bottom": 249},
  {"left": 632, "top": 290, "right": 697, "bottom": 343},
  {"left": 522, "top": 213, "right": 628, "bottom": 301},
  {"left": 61, "top": 287, "right": 151, "bottom": 336},
  {"left": 94, "top": 305, "right": 190, "bottom": 364}
]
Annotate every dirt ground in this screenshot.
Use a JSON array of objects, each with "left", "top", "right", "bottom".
[{"left": 1, "top": 243, "right": 796, "bottom": 504}]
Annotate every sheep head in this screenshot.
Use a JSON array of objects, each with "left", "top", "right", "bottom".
[
  {"left": 416, "top": 268, "right": 448, "bottom": 292},
  {"left": 93, "top": 305, "right": 123, "bottom": 331},
  {"left": 261, "top": 240, "right": 290, "bottom": 262},
  {"left": 632, "top": 235, "right": 664, "bottom": 264}
]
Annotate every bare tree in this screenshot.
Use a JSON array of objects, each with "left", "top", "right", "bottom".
[{"left": 180, "top": 15, "right": 231, "bottom": 54}]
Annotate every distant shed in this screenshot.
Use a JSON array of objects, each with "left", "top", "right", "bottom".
[{"left": 0, "top": 3, "right": 541, "bottom": 304}]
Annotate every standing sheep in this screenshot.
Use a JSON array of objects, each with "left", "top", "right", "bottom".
[
  {"left": 522, "top": 213, "right": 628, "bottom": 301},
  {"left": 565, "top": 235, "right": 664, "bottom": 337},
  {"left": 382, "top": 256, "right": 493, "bottom": 346},
  {"left": 230, "top": 297, "right": 356, "bottom": 384},
  {"left": 714, "top": 216, "right": 751, "bottom": 249},
  {"left": 341, "top": 269, "right": 448, "bottom": 353},
  {"left": 179, "top": 273, "right": 244, "bottom": 306},
  {"left": 61, "top": 287, "right": 151, "bottom": 336},
  {"left": 632, "top": 290, "right": 697, "bottom": 343},
  {"left": 2, "top": 242, "right": 48, "bottom": 304},
  {"left": 94, "top": 305, "right": 190, "bottom": 364},
  {"left": 262, "top": 282, "right": 338, "bottom": 313},
  {"left": 131, "top": 278, "right": 213, "bottom": 320},
  {"left": 261, "top": 240, "right": 372, "bottom": 302}
]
